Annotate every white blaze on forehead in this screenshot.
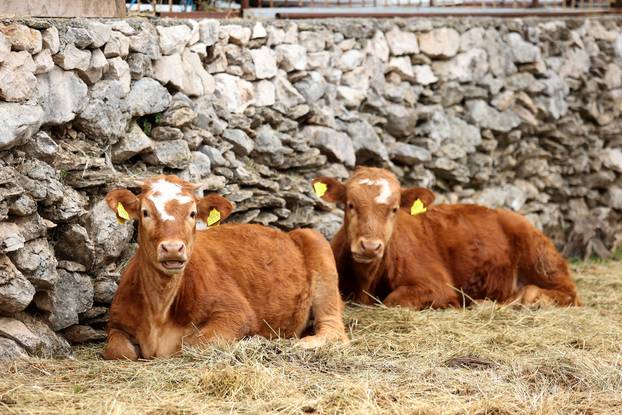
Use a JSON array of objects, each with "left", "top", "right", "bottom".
[
  {"left": 147, "top": 179, "right": 193, "bottom": 221},
  {"left": 358, "top": 178, "right": 393, "bottom": 204}
]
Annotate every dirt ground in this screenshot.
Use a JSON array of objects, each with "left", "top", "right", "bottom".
[{"left": 1, "top": 261, "right": 621, "bottom": 415}]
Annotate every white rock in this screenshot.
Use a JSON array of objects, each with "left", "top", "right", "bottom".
[
  {"left": 433, "top": 48, "right": 489, "bottom": 83},
  {"left": 199, "top": 19, "right": 219, "bottom": 46},
  {"left": 267, "top": 26, "right": 285, "bottom": 46},
  {"left": 78, "top": 48, "right": 108, "bottom": 84},
  {"left": 0, "top": 32, "right": 9, "bottom": 63},
  {"left": 365, "top": 30, "right": 390, "bottom": 62},
  {"left": 603, "top": 148, "right": 622, "bottom": 173},
  {"left": 338, "top": 49, "right": 364, "bottom": 71},
  {"left": 157, "top": 25, "right": 192, "bottom": 55},
  {"left": 181, "top": 48, "right": 215, "bottom": 96},
  {"left": 307, "top": 51, "right": 331, "bottom": 69},
  {"left": 53, "top": 44, "right": 91, "bottom": 71},
  {"left": 127, "top": 77, "right": 171, "bottom": 117},
  {"left": 273, "top": 73, "right": 304, "bottom": 110},
  {"left": 189, "top": 42, "right": 207, "bottom": 58},
  {"left": 337, "top": 86, "right": 366, "bottom": 108},
  {"left": 385, "top": 27, "right": 419, "bottom": 56},
  {"left": 88, "top": 22, "right": 112, "bottom": 48},
  {"left": 112, "top": 122, "right": 153, "bottom": 163},
  {"left": 111, "top": 20, "right": 135, "bottom": 35},
  {"left": 0, "top": 24, "right": 42, "bottom": 54},
  {"left": 42, "top": 26, "right": 59, "bottom": 54},
  {"left": 388, "top": 56, "right": 414, "bottom": 80},
  {"left": 221, "top": 25, "right": 251, "bottom": 46},
  {"left": 104, "top": 31, "right": 130, "bottom": 58},
  {"left": 252, "top": 22, "right": 267, "bottom": 39},
  {"left": 505, "top": 32, "right": 540, "bottom": 64},
  {"left": 36, "top": 66, "right": 88, "bottom": 125},
  {"left": 460, "top": 27, "right": 485, "bottom": 52},
  {"left": 188, "top": 20, "right": 200, "bottom": 45},
  {"left": 605, "top": 63, "right": 622, "bottom": 90},
  {"left": 254, "top": 80, "right": 275, "bottom": 107},
  {"left": 419, "top": 28, "right": 460, "bottom": 58},
  {"left": 214, "top": 73, "right": 255, "bottom": 113},
  {"left": 250, "top": 46, "right": 277, "bottom": 80},
  {"left": 105, "top": 57, "right": 131, "bottom": 94},
  {"left": 153, "top": 53, "right": 184, "bottom": 88},
  {"left": 276, "top": 44, "right": 307, "bottom": 72},
  {"left": 33, "top": 49, "right": 54, "bottom": 74},
  {"left": 0, "top": 102, "right": 44, "bottom": 149},
  {"left": 0, "top": 52, "right": 37, "bottom": 102},
  {"left": 413, "top": 64, "right": 438, "bottom": 85}
]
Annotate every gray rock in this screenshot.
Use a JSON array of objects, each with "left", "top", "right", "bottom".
[
  {"left": 53, "top": 44, "right": 91, "bottom": 71},
  {"left": 8, "top": 238, "right": 57, "bottom": 289},
  {"left": 0, "top": 102, "right": 44, "bottom": 150},
  {"left": 129, "top": 26, "right": 161, "bottom": 60},
  {"left": 74, "top": 80, "right": 130, "bottom": 143},
  {"left": 36, "top": 65, "right": 88, "bottom": 125},
  {"left": 294, "top": 71, "right": 327, "bottom": 104},
  {"left": 0, "top": 337, "right": 27, "bottom": 358},
  {"left": 40, "top": 186, "right": 88, "bottom": 223},
  {"left": 200, "top": 145, "right": 228, "bottom": 167},
  {"left": 365, "top": 30, "right": 390, "bottom": 62},
  {"left": 151, "top": 125, "right": 182, "bottom": 141},
  {"left": 35, "top": 269, "right": 93, "bottom": 331},
  {"left": 467, "top": 99, "right": 521, "bottom": 133},
  {"left": 384, "top": 104, "right": 418, "bottom": 138},
  {"left": 9, "top": 194, "right": 37, "bottom": 217},
  {"left": 88, "top": 198, "right": 135, "bottom": 270},
  {"left": 608, "top": 187, "right": 622, "bottom": 210},
  {"left": 15, "top": 312, "right": 72, "bottom": 357},
  {"left": 66, "top": 27, "right": 94, "bottom": 48},
  {"left": 144, "top": 139, "right": 191, "bottom": 169},
  {"left": 304, "top": 126, "right": 355, "bottom": 167},
  {"left": 0, "top": 254, "right": 35, "bottom": 315},
  {"left": 505, "top": 32, "right": 540, "bottom": 63},
  {"left": 127, "top": 53, "right": 153, "bottom": 81},
  {"left": 0, "top": 32, "right": 10, "bottom": 63},
  {"left": 55, "top": 224, "right": 94, "bottom": 268},
  {"left": 0, "top": 24, "right": 42, "bottom": 54},
  {"left": 127, "top": 77, "right": 171, "bottom": 117},
  {"left": 161, "top": 107, "right": 197, "bottom": 128},
  {"left": 0, "top": 317, "right": 40, "bottom": 354},
  {"left": 347, "top": 120, "right": 389, "bottom": 164},
  {"left": 112, "top": 122, "right": 153, "bottom": 163},
  {"left": 63, "top": 324, "right": 106, "bottom": 344},
  {"left": 418, "top": 111, "right": 481, "bottom": 154},
  {"left": 432, "top": 48, "right": 488, "bottom": 83},
  {"left": 389, "top": 142, "right": 431, "bottom": 164},
  {"left": 273, "top": 74, "right": 305, "bottom": 111},
  {"left": 93, "top": 277, "right": 118, "bottom": 305},
  {"left": 180, "top": 151, "right": 212, "bottom": 182},
  {"left": 484, "top": 29, "right": 516, "bottom": 77},
  {"left": 223, "top": 129, "right": 254, "bottom": 156},
  {"left": 104, "top": 56, "right": 131, "bottom": 94}
]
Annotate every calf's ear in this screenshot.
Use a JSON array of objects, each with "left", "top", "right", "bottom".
[
  {"left": 400, "top": 188, "right": 435, "bottom": 212},
  {"left": 311, "top": 176, "right": 346, "bottom": 203},
  {"left": 105, "top": 189, "right": 140, "bottom": 223},
  {"left": 197, "top": 194, "right": 234, "bottom": 226}
]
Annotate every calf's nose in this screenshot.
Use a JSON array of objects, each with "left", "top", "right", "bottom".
[
  {"left": 158, "top": 240, "right": 186, "bottom": 257},
  {"left": 359, "top": 238, "right": 383, "bottom": 253}
]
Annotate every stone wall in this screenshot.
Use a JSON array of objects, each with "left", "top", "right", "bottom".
[{"left": 0, "top": 15, "right": 621, "bottom": 357}]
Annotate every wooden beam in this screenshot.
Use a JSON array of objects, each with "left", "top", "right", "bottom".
[{"left": 0, "top": 0, "right": 126, "bottom": 17}]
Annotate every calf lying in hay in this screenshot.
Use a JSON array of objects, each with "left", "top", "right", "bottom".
[
  {"left": 102, "top": 175, "right": 347, "bottom": 360},
  {"left": 313, "top": 167, "right": 580, "bottom": 309}
]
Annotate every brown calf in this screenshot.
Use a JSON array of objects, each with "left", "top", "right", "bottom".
[
  {"left": 102, "top": 175, "right": 347, "bottom": 360},
  {"left": 313, "top": 167, "right": 580, "bottom": 309}
]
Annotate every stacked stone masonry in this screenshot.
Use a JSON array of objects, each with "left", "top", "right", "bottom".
[{"left": 0, "top": 16, "right": 621, "bottom": 357}]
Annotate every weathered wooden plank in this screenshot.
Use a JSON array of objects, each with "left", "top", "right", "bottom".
[{"left": 0, "top": 0, "right": 126, "bottom": 17}]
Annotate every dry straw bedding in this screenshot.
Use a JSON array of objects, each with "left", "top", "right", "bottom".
[{"left": 1, "top": 261, "right": 622, "bottom": 415}]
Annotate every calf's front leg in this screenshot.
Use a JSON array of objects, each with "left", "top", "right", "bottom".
[
  {"left": 182, "top": 311, "right": 256, "bottom": 348},
  {"left": 384, "top": 284, "right": 460, "bottom": 310},
  {"left": 102, "top": 329, "right": 140, "bottom": 360}
]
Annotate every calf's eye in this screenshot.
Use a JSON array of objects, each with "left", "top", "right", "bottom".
[
  {"left": 142, "top": 209, "right": 149, "bottom": 218},
  {"left": 190, "top": 211, "right": 196, "bottom": 219},
  {"left": 392, "top": 207, "right": 398, "bottom": 214},
  {"left": 347, "top": 202, "right": 354, "bottom": 210}
]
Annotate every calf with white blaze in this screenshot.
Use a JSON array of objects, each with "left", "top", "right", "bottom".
[
  {"left": 102, "top": 175, "right": 347, "bottom": 360},
  {"left": 313, "top": 167, "right": 580, "bottom": 309}
]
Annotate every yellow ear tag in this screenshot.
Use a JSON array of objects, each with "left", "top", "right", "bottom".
[
  {"left": 116, "top": 202, "right": 130, "bottom": 224},
  {"left": 313, "top": 182, "right": 328, "bottom": 198},
  {"left": 207, "top": 208, "right": 221, "bottom": 227},
  {"left": 410, "top": 199, "right": 427, "bottom": 216}
]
